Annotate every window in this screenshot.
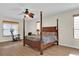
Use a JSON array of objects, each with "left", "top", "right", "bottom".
[
  {"left": 74, "top": 15, "right": 79, "bottom": 39},
  {"left": 36, "top": 21, "right": 40, "bottom": 35},
  {"left": 3, "top": 21, "right": 19, "bottom": 36},
  {"left": 36, "top": 21, "right": 40, "bottom": 30},
  {"left": 0, "top": 23, "right": 2, "bottom": 36}
]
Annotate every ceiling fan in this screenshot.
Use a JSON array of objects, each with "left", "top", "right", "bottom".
[
  {"left": 24, "top": 9, "right": 34, "bottom": 18},
  {"left": 18, "top": 9, "right": 34, "bottom": 18}
]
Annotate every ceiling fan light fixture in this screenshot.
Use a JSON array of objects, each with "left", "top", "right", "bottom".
[{"left": 24, "top": 9, "right": 29, "bottom": 14}]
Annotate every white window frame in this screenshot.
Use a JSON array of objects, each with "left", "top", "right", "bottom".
[{"left": 73, "top": 15, "right": 79, "bottom": 39}]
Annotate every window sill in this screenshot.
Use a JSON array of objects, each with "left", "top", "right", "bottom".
[{"left": 2, "top": 35, "right": 11, "bottom": 37}]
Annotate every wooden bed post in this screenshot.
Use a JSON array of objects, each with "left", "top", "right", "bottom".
[
  {"left": 23, "top": 15, "right": 26, "bottom": 46},
  {"left": 40, "top": 11, "right": 43, "bottom": 55},
  {"left": 57, "top": 18, "right": 59, "bottom": 45}
]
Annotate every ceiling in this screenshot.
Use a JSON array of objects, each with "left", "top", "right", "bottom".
[{"left": 0, "top": 3, "right": 79, "bottom": 20}]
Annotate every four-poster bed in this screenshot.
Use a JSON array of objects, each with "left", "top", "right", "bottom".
[{"left": 23, "top": 9, "right": 59, "bottom": 55}]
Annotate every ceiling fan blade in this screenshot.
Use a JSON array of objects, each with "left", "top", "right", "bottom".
[{"left": 18, "top": 12, "right": 25, "bottom": 15}]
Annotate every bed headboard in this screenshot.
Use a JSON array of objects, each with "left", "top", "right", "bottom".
[{"left": 42, "top": 27, "right": 57, "bottom": 32}]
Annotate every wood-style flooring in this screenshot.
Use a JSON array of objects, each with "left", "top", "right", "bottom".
[{"left": 0, "top": 41, "right": 79, "bottom": 56}]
